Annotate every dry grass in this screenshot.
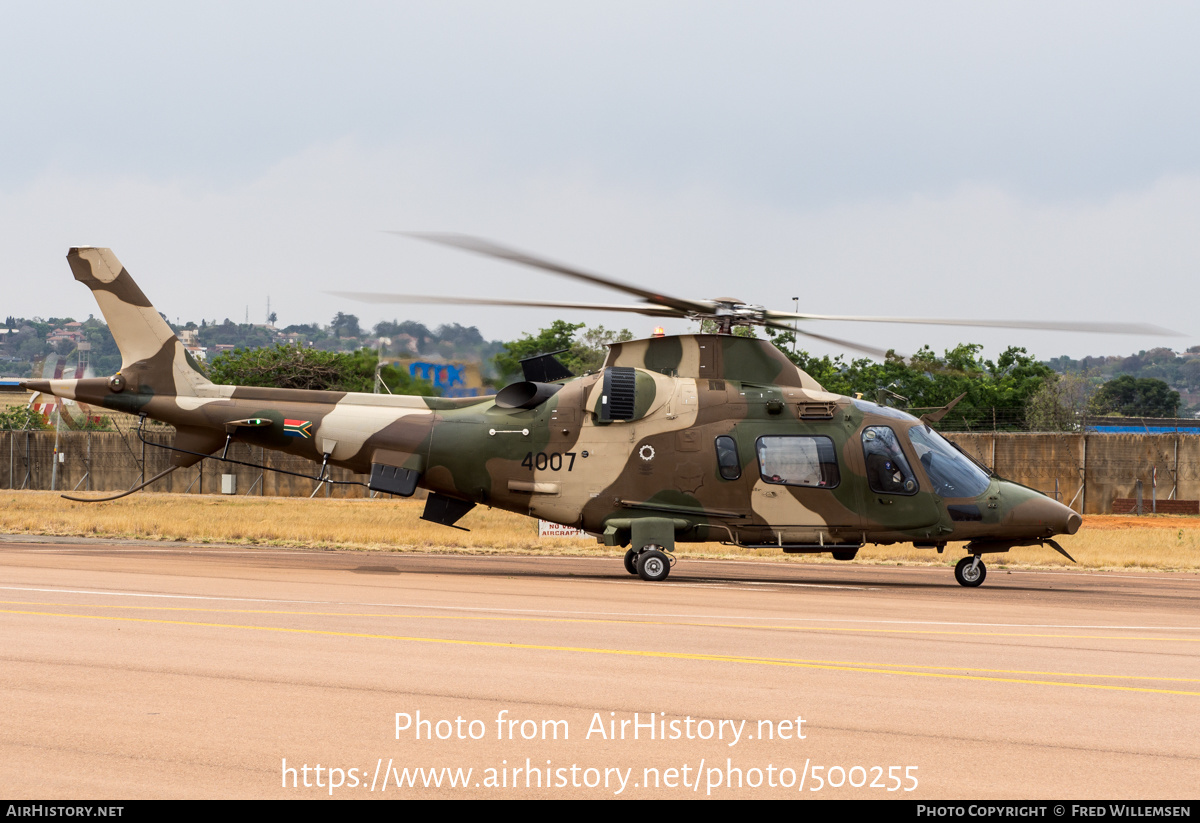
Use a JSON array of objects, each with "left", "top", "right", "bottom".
[{"left": 0, "top": 491, "right": 1198, "bottom": 572}]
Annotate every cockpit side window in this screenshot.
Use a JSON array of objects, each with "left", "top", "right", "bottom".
[
  {"left": 862, "top": 426, "right": 918, "bottom": 495},
  {"left": 715, "top": 435, "right": 741, "bottom": 481},
  {"left": 756, "top": 435, "right": 840, "bottom": 488}
]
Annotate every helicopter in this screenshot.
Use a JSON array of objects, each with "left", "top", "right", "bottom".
[{"left": 22, "top": 240, "right": 1172, "bottom": 586}]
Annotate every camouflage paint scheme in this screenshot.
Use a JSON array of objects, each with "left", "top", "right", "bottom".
[{"left": 25, "top": 248, "right": 1082, "bottom": 584}]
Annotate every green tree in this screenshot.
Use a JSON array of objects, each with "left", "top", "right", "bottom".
[
  {"left": 82, "top": 318, "right": 122, "bottom": 375},
  {"left": 433, "top": 323, "right": 485, "bottom": 349},
  {"left": 766, "top": 329, "right": 1054, "bottom": 430},
  {"left": 570, "top": 325, "right": 634, "bottom": 373},
  {"left": 494, "top": 321, "right": 583, "bottom": 383},
  {"left": 1089, "top": 375, "right": 1180, "bottom": 418},
  {"left": 0, "top": 406, "right": 49, "bottom": 430},
  {"left": 198, "top": 319, "right": 275, "bottom": 350},
  {"left": 207, "top": 344, "right": 435, "bottom": 395},
  {"left": 375, "top": 320, "right": 431, "bottom": 353},
  {"left": 697, "top": 319, "right": 758, "bottom": 338},
  {"left": 342, "top": 348, "right": 437, "bottom": 395},
  {"left": 1043, "top": 347, "right": 1200, "bottom": 399},
  {"left": 494, "top": 322, "right": 633, "bottom": 383},
  {"left": 282, "top": 322, "right": 326, "bottom": 344},
  {"left": 330, "top": 312, "right": 362, "bottom": 339},
  {"left": 1025, "top": 373, "right": 1096, "bottom": 432}
]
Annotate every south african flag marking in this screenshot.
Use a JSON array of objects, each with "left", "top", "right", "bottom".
[{"left": 283, "top": 419, "right": 313, "bottom": 439}]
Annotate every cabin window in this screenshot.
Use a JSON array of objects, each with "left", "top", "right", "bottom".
[
  {"left": 714, "top": 435, "right": 741, "bottom": 480},
  {"left": 755, "top": 435, "right": 840, "bottom": 488},
  {"left": 862, "top": 426, "right": 918, "bottom": 495}
]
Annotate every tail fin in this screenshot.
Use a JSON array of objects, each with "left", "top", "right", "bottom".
[{"left": 67, "top": 248, "right": 210, "bottom": 397}]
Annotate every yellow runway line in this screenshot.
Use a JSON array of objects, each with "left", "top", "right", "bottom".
[
  {"left": 3, "top": 598, "right": 1198, "bottom": 645},
  {"left": 4, "top": 607, "right": 1200, "bottom": 697}
]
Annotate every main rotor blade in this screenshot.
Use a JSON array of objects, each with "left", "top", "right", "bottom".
[
  {"left": 763, "top": 319, "right": 902, "bottom": 361},
  {"left": 393, "top": 232, "right": 715, "bottom": 316},
  {"left": 329, "top": 291, "right": 681, "bottom": 317},
  {"left": 763, "top": 310, "right": 1181, "bottom": 337},
  {"left": 767, "top": 321, "right": 976, "bottom": 376}
]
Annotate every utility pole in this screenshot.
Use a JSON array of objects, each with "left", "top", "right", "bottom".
[
  {"left": 792, "top": 297, "right": 799, "bottom": 354},
  {"left": 374, "top": 337, "right": 393, "bottom": 394},
  {"left": 50, "top": 400, "right": 63, "bottom": 491}
]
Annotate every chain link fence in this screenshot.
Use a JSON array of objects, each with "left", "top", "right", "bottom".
[
  {"left": 0, "top": 420, "right": 372, "bottom": 499},
  {"left": 915, "top": 406, "right": 1200, "bottom": 435}
]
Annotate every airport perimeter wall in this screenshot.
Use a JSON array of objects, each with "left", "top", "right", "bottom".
[
  {"left": 945, "top": 432, "right": 1199, "bottom": 514},
  {"left": 1, "top": 429, "right": 1198, "bottom": 515},
  {"left": 0, "top": 428, "right": 374, "bottom": 500}
]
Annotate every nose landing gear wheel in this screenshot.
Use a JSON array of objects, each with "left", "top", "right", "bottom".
[
  {"left": 623, "top": 548, "right": 638, "bottom": 575},
  {"left": 637, "top": 549, "right": 670, "bottom": 582},
  {"left": 955, "top": 556, "right": 986, "bottom": 587}
]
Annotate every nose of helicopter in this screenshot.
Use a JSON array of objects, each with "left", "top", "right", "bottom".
[{"left": 999, "top": 481, "right": 1082, "bottom": 538}]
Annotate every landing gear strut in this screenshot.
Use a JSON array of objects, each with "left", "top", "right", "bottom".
[
  {"left": 954, "top": 555, "right": 987, "bottom": 587},
  {"left": 612, "top": 518, "right": 677, "bottom": 582}
]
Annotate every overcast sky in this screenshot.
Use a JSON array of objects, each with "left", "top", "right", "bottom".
[{"left": 3, "top": 1, "right": 1198, "bottom": 361}]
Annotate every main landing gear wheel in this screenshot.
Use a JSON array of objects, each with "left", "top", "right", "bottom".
[
  {"left": 637, "top": 549, "right": 670, "bottom": 582},
  {"left": 955, "top": 556, "right": 987, "bottom": 587},
  {"left": 623, "top": 548, "right": 639, "bottom": 575}
]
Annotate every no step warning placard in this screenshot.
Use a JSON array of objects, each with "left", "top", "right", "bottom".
[{"left": 539, "top": 520, "right": 589, "bottom": 538}]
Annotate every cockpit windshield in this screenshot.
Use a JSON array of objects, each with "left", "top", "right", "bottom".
[
  {"left": 907, "top": 425, "right": 992, "bottom": 498},
  {"left": 852, "top": 399, "right": 918, "bottom": 423}
]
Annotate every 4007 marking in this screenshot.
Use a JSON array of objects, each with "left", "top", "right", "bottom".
[{"left": 521, "top": 451, "right": 578, "bottom": 471}]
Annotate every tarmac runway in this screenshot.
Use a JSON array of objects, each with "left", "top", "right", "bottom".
[{"left": 2, "top": 537, "right": 1198, "bottom": 799}]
